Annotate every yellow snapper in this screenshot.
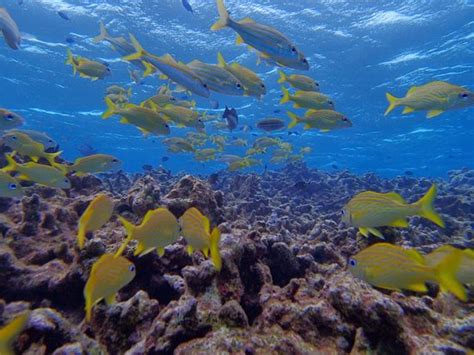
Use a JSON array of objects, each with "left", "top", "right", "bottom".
[
  {"left": 229, "top": 138, "right": 247, "bottom": 147},
  {"left": 253, "top": 137, "right": 281, "bottom": 149},
  {"left": 217, "top": 52, "right": 266, "bottom": 99},
  {"left": 385, "top": 81, "right": 474, "bottom": 118},
  {"left": 163, "top": 137, "right": 196, "bottom": 153},
  {"left": 228, "top": 157, "right": 261, "bottom": 171},
  {"left": 84, "top": 254, "right": 136, "bottom": 321},
  {"left": 187, "top": 60, "right": 244, "bottom": 96},
  {"left": 106, "top": 85, "right": 131, "bottom": 97},
  {"left": 66, "top": 154, "right": 122, "bottom": 176},
  {"left": 179, "top": 207, "right": 222, "bottom": 271},
  {"left": 115, "top": 208, "right": 180, "bottom": 257},
  {"left": 425, "top": 245, "right": 474, "bottom": 286},
  {"left": 106, "top": 94, "right": 129, "bottom": 106},
  {"left": 66, "top": 49, "right": 111, "bottom": 80},
  {"left": 349, "top": 243, "right": 466, "bottom": 301},
  {"left": 342, "top": 184, "right": 444, "bottom": 238},
  {"left": 287, "top": 110, "right": 352, "bottom": 131},
  {"left": 124, "top": 35, "right": 210, "bottom": 98},
  {"left": 0, "top": 311, "right": 30, "bottom": 355},
  {"left": 2, "top": 154, "right": 71, "bottom": 189},
  {"left": 0, "top": 109, "right": 24, "bottom": 131},
  {"left": 7, "top": 129, "right": 57, "bottom": 151},
  {"left": 0, "top": 8, "right": 21, "bottom": 50},
  {"left": 280, "top": 87, "right": 334, "bottom": 110},
  {"left": 102, "top": 98, "right": 170, "bottom": 137},
  {"left": 211, "top": 0, "right": 308, "bottom": 70},
  {"left": 278, "top": 70, "right": 319, "bottom": 92},
  {"left": 1, "top": 131, "right": 61, "bottom": 165},
  {"left": 77, "top": 194, "right": 114, "bottom": 249},
  {"left": 0, "top": 171, "right": 23, "bottom": 198},
  {"left": 153, "top": 104, "right": 204, "bottom": 131},
  {"left": 194, "top": 148, "right": 218, "bottom": 162}
]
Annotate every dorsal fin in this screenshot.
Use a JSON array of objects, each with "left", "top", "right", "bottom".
[
  {"left": 188, "top": 59, "right": 202, "bottom": 66},
  {"left": 238, "top": 17, "right": 256, "bottom": 24},
  {"left": 161, "top": 53, "right": 177, "bottom": 64},
  {"left": 384, "top": 192, "right": 406, "bottom": 204},
  {"left": 407, "top": 86, "right": 418, "bottom": 95},
  {"left": 203, "top": 216, "right": 210, "bottom": 233},
  {"left": 405, "top": 249, "right": 425, "bottom": 264}
]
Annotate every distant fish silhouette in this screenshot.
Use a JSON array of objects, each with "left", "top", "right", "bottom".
[
  {"left": 404, "top": 170, "right": 414, "bottom": 176},
  {"left": 162, "top": 156, "right": 170, "bottom": 162},
  {"left": 181, "top": 0, "right": 194, "bottom": 13},
  {"left": 57, "top": 11, "right": 70, "bottom": 21},
  {"left": 273, "top": 109, "right": 281, "bottom": 113},
  {"left": 77, "top": 143, "right": 98, "bottom": 157},
  {"left": 65, "top": 35, "right": 74, "bottom": 44},
  {"left": 142, "top": 164, "right": 153, "bottom": 171},
  {"left": 223, "top": 106, "right": 238, "bottom": 131}
]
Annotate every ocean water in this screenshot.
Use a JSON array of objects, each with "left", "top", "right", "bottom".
[{"left": 2, "top": 0, "right": 473, "bottom": 177}]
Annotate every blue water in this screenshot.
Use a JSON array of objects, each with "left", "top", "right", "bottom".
[{"left": 1, "top": 0, "right": 473, "bottom": 177}]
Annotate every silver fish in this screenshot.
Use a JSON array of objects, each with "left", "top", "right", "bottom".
[{"left": 0, "top": 8, "right": 21, "bottom": 49}]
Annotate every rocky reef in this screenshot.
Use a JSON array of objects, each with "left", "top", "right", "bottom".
[{"left": 0, "top": 164, "right": 473, "bottom": 354}]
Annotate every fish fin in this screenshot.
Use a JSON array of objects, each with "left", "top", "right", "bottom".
[
  {"left": 157, "top": 247, "right": 165, "bottom": 257},
  {"left": 1, "top": 154, "right": 18, "bottom": 173},
  {"left": 414, "top": 184, "right": 445, "bottom": 228},
  {"left": 358, "top": 228, "right": 369, "bottom": 237},
  {"left": 406, "top": 86, "right": 418, "bottom": 95},
  {"left": 320, "top": 129, "right": 330, "bottom": 132},
  {"left": 0, "top": 311, "right": 30, "bottom": 355},
  {"left": 426, "top": 109, "right": 443, "bottom": 119},
  {"left": 161, "top": 53, "right": 177, "bottom": 64},
  {"left": 435, "top": 249, "right": 467, "bottom": 301},
  {"left": 235, "top": 35, "right": 244, "bottom": 45},
  {"left": 65, "top": 48, "right": 77, "bottom": 75},
  {"left": 293, "top": 103, "right": 301, "bottom": 109},
  {"left": 187, "top": 245, "right": 194, "bottom": 256},
  {"left": 77, "top": 224, "right": 87, "bottom": 249},
  {"left": 388, "top": 219, "right": 409, "bottom": 228},
  {"left": 217, "top": 52, "right": 226, "bottom": 67},
  {"left": 190, "top": 100, "right": 196, "bottom": 108},
  {"left": 384, "top": 192, "right": 406, "bottom": 204},
  {"left": 280, "top": 87, "right": 290, "bottom": 104},
  {"left": 93, "top": 21, "right": 109, "bottom": 43},
  {"left": 159, "top": 74, "right": 168, "bottom": 80},
  {"left": 402, "top": 107, "right": 415, "bottom": 114},
  {"left": 368, "top": 228, "right": 384, "bottom": 238},
  {"left": 211, "top": 0, "right": 230, "bottom": 31},
  {"left": 238, "top": 17, "right": 256, "bottom": 24},
  {"left": 406, "top": 283, "right": 428, "bottom": 293},
  {"left": 119, "top": 117, "right": 129, "bottom": 124},
  {"left": 202, "top": 248, "right": 209, "bottom": 258},
  {"left": 384, "top": 92, "right": 400, "bottom": 116},
  {"left": 105, "top": 294, "right": 116, "bottom": 305},
  {"left": 405, "top": 249, "right": 426, "bottom": 264},
  {"left": 115, "top": 216, "right": 136, "bottom": 257},
  {"left": 142, "top": 62, "right": 156, "bottom": 77},
  {"left": 30, "top": 156, "right": 39, "bottom": 163},
  {"left": 102, "top": 97, "right": 116, "bottom": 119},
  {"left": 133, "top": 242, "right": 146, "bottom": 257},
  {"left": 45, "top": 151, "right": 62, "bottom": 166},
  {"left": 210, "top": 227, "right": 222, "bottom": 271},
  {"left": 277, "top": 70, "right": 286, "bottom": 84},
  {"left": 17, "top": 174, "right": 30, "bottom": 181},
  {"left": 304, "top": 124, "right": 311, "bottom": 130},
  {"left": 85, "top": 294, "right": 93, "bottom": 322}
]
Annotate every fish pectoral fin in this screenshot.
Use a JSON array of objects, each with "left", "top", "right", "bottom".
[
  {"left": 402, "top": 107, "right": 415, "bottom": 114},
  {"left": 119, "top": 118, "right": 129, "bottom": 124},
  {"left": 426, "top": 109, "right": 444, "bottom": 119},
  {"left": 293, "top": 104, "right": 301, "bottom": 109},
  {"left": 388, "top": 219, "right": 409, "bottom": 228},
  {"left": 202, "top": 248, "right": 209, "bottom": 258},
  {"left": 31, "top": 156, "right": 40, "bottom": 162},
  {"left": 358, "top": 227, "right": 370, "bottom": 238},
  {"left": 406, "top": 283, "right": 428, "bottom": 293},
  {"left": 157, "top": 247, "right": 165, "bottom": 257},
  {"left": 368, "top": 227, "right": 384, "bottom": 238},
  {"left": 187, "top": 245, "right": 194, "bottom": 256},
  {"left": 303, "top": 124, "right": 311, "bottom": 130},
  {"left": 319, "top": 129, "right": 330, "bottom": 132},
  {"left": 406, "top": 86, "right": 418, "bottom": 95},
  {"left": 235, "top": 35, "right": 244, "bottom": 45},
  {"left": 159, "top": 74, "right": 168, "bottom": 80},
  {"left": 17, "top": 174, "right": 30, "bottom": 181},
  {"left": 105, "top": 294, "right": 116, "bottom": 305}
]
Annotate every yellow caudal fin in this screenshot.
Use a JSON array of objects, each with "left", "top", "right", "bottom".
[
  {"left": 65, "top": 48, "right": 77, "bottom": 75},
  {"left": 93, "top": 21, "right": 109, "bottom": 43},
  {"left": 434, "top": 249, "right": 467, "bottom": 301},
  {"left": 211, "top": 0, "right": 230, "bottom": 31},
  {"left": 280, "top": 87, "right": 291, "bottom": 104},
  {"left": 1, "top": 154, "right": 18, "bottom": 173},
  {"left": 114, "top": 216, "right": 135, "bottom": 257},
  {"left": 210, "top": 227, "right": 222, "bottom": 271},
  {"left": 142, "top": 61, "right": 156, "bottom": 77},
  {"left": 277, "top": 70, "right": 287, "bottom": 84},
  {"left": 0, "top": 311, "right": 30, "bottom": 355},
  {"left": 384, "top": 92, "right": 400, "bottom": 116},
  {"left": 216, "top": 51, "right": 226, "bottom": 68},
  {"left": 102, "top": 97, "right": 117, "bottom": 119},
  {"left": 123, "top": 34, "right": 148, "bottom": 62},
  {"left": 45, "top": 150, "right": 62, "bottom": 166},
  {"left": 287, "top": 111, "right": 299, "bottom": 129},
  {"left": 415, "top": 184, "right": 445, "bottom": 228}
]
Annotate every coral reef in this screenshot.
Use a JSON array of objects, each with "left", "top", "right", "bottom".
[{"left": 0, "top": 164, "right": 473, "bottom": 354}]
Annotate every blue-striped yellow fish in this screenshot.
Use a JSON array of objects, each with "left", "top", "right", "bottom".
[
  {"left": 0, "top": 171, "right": 23, "bottom": 198},
  {"left": 77, "top": 194, "right": 114, "bottom": 249},
  {"left": 425, "top": 245, "right": 474, "bottom": 286}
]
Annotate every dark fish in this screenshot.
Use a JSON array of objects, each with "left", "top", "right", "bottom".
[
  {"left": 162, "top": 156, "right": 170, "bottom": 162},
  {"left": 288, "top": 131, "right": 299, "bottom": 136},
  {"left": 57, "top": 11, "right": 70, "bottom": 20},
  {"left": 331, "top": 164, "right": 338, "bottom": 169},
  {"left": 256, "top": 118, "right": 285, "bottom": 132},
  {"left": 209, "top": 99, "right": 219, "bottom": 109},
  {"left": 404, "top": 170, "right": 413, "bottom": 176},
  {"left": 142, "top": 164, "right": 153, "bottom": 171},
  {"left": 65, "top": 36, "right": 75, "bottom": 44},
  {"left": 182, "top": 0, "right": 194, "bottom": 13},
  {"left": 273, "top": 109, "right": 281, "bottom": 113},
  {"left": 223, "top": 106, "right": 238, "bottom": 131},
  {"left": 77, "top": 143, "right": 98, "bottom": 157}
]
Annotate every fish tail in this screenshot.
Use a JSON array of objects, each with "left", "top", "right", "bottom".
[
  {"left": 210, "top": 227, "right": 222, "bottom": 271},
  {"left": 414, "top": 184, "right": 445, "bottom": 228},
  {"left": 123, "top": 34, "right": 148, "bottom": 61},
  {"left": 434, "top": 249, "right": 467, "bottom": 301},
  {"left": 45, "top": 150, "right": 62, "bottom": 166},
  {"left": 0, "top": 311, "right": 30, "bottom": 354},
  {"left": 277, "top": 70, "right": 287, "bottom": 84},
  {"left": 211, "top": 0, "right": 230, "bottom": 31},
  {"left": 53, "top": 163, "right": 70, "bottom": 175},
  {"left": 217, "top": 51, "right": 226, "bottom": 67},
  {"left": 93, "top": 21, "right": 109, "bottom": 43},
  {"left": 1, "top": 154, "right": 18, "bottom": 173},
  {"left": 102, "top": 97, "right": 116, "bottom": 119},
  {"left": 65, "top": 48, "right": 77, "bottom": 75},
  {"left": 287, "top": 111, "right": 299, "bottom": 129},
  {"left": 142, "top": 61, "right": 156, "bottom": 78},
  {"left": 280, "top": 87, "right": 290, "bottom": 104},
  {"left": 384, "top": 92, "right": 400, "bottom": 116},
  {"left": 114, "top": 216, "right": 135, "bottom": 257}
]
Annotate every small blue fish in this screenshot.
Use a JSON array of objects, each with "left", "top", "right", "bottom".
[
  {"left": 65, "top": 36, "right": 75, "bottom": 44},
  {"left": 181, "top": 0, "right": 194, "bottom": 14},
  {"left": 57, "top": 11, "right": 70, "bottom": 21}
]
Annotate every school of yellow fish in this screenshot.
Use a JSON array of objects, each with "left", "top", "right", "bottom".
[{"left": 0, "top": 1, "right": 473, "bottom": 349}]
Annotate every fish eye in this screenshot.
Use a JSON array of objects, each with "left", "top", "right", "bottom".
[
  {"left": 291, "top": 46, "right": 297, "bottom": 53},
  {"left": 129, "top": 265, "right": 135, "bottom": 272},
  {"left": 260, "top": 83, "right": 265, "bottom": 88},
  {"left": 170, "top": 97, "right": 176, "bottom": 101},
  {"left": 341, "top": 210, "right": 345, "bottom": 215},
  {"left": 459, "top": 92, "right": 469, "bottom": 98},
  {"left": 64, "top": 178, "right": 69, "bottom": 183},
  {"left": 348, "top": 258, "right": 357, "bottom": 267},
  {"left": 165, "top": 124, "right": 170, "bottom": 128},
  {"left": 315, "top": 83, "right": 319, "bottom": 87},
  {"left": 5, "top": 114, "right": 14, "bottom": 121},
  {"left": 112, "top": 158, "right": 119, "bottom": 163},
  {"left": 8, "top": 183, "right": 17, "bottom": 190},
  {"left": 342, "top": 117, "right": 348, "bottom": 121},
  {"left": 10, "top": 135, "right": 17, "bottom": 140},
  {"left": 302, "top": 58, "right": 308, "bottom": 63},
  {"left": 328, "top": 101, "right": 334, "bottom": 105},
  {"left": 203, "top": 83, "right": 208, "bottom": 88},
  {"left": 48, "top": 139, "right": 53, "bottom": 143}
]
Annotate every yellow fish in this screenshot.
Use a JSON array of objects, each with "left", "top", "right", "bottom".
[
  {"left": 105, "top": 94, "right": 129, "bottom": 106},
  {"left": 7, "top": 129, "right": 57, "bottom": 151},
  {"left": 0, "top": 171, "right": 23, "bottom": 198},
  {"left": 217, "top": 52, "right": 266, "bottom": 99},
  {"left": 253, "top": 137, "right": 281, "bottom": 149},
  {"left": 228, "top": 157, "right": 261, "bottom": 171},
  {"left": 280, "top": 87, "right": 334, "bottom": 110},
  {"left": 385, "top": 81, "right": 474, "bottom": 118},
  {"left": 0, "top": 8, "right": 21, "bottom": 50},
  {"left": 0, "top": 311, "right": 30, "bottom": 355},
  {"left": 0, "top": 109, "right": 24, "bottom": 131},
  {"left": 342, "top": 184, "right": 444, "bottom": 238},
  {"left": 163, "top": 137, "right": 196, "bottom": 153},
  {"left": 349, "top": 243, "right": 466, "bottom": 301},
  {"left": 66, "top": 49, "right": 111, "bottom": 80},
  {"left": 84, "top": 254, "right": 136, "bottom": 321},
  {"left": 115, "top": 208, "right": 180, "bottom": 257},
  {"left": 1, "top": 131, "right": 61, "bottom": 165},
  {"left": 66, "top": 154, "right": 122, "bottom": 176},
  {"left": 194, "top": 148, "right": 218, "bottom": 162},
  {"left": 425, "top": 245, "right": 474, "bottom": 286},
  {"left": 278, "top": 70, "right": 319, "bottom": 92},
  {"left": 179, "top": 207, "right": 222, "bottom": 271},
  {"left": 287, "top": 110, "right": 352, "bottom": 131},
  {"left": 152, "top": 104, "right": 204, "bottom": 131},
  {"left": 106, "top": 85, "right": 131, "bottom": 97},
  {"left": 77, "top": 194, "right": 114, "bottom": 249},
  {"left": 2, "top": 154, "right": 70, "bottom": 189}
]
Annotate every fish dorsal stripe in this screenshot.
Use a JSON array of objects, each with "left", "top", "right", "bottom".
[{"left": 384, "top": 192, "right": 407, "bottom": 204}]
